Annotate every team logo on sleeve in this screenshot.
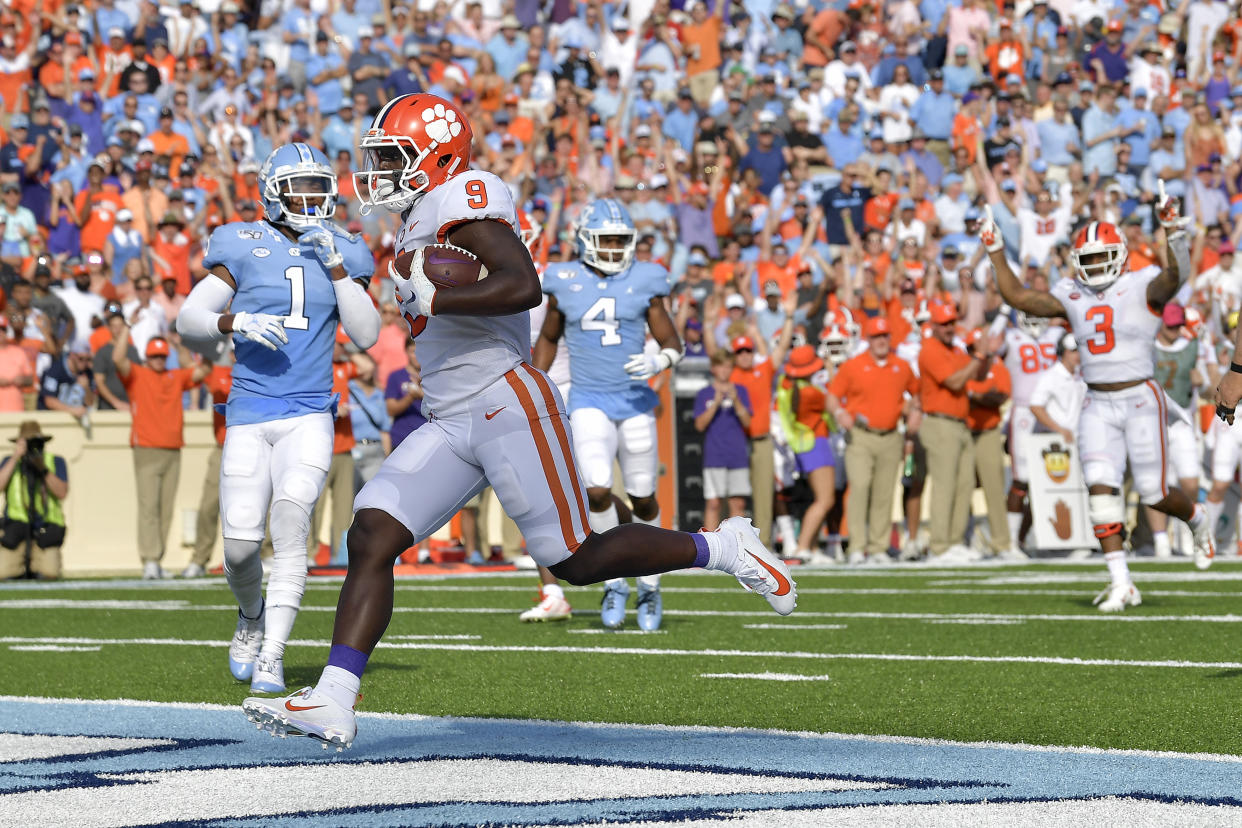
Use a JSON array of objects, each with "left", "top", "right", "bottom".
[{"left": 1042, "top": 442, "right": 1072, "bottom": 484}]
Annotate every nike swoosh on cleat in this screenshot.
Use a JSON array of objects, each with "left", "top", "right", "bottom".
[
  {"left": 284, "top": 701, "right": 326, "bottom": 712},
  {"left": 747, "top": 552, "right": 791, "bottom": 597},
  {"left": 485, "top": 407, "right": 506, "bottom": 420}
]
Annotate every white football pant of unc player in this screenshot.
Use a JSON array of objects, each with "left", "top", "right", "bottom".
[
  {"left": 355, "top": 365, "right": 592, "bottom": 564},
  {"left": 570, "top": 406, "right": 662, "bottom": 591},
  {"left": 220, "top": 412, "right": 333, "bottom": 660}
]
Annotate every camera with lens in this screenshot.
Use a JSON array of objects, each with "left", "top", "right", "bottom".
[{"left": 21, "top": 437, "right": 48, "bottom": 474}]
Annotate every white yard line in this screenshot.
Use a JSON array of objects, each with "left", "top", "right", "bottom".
[
  {"left": 3, "top": 635, "right": 1240, "bottom": 670},
  {"left": 699, "top": 672, "right": 832, "bottom": 682},
  {"left": 743, "top": 624, "right": 848, "bottom": 630},
  {"left": 3, "top": 598, "right": 1242, "bottom": 623}
]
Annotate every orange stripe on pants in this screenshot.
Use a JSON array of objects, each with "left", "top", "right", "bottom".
[
  {"left": 1146, "top": 380, "right": 1169, "bottom": 498},
  {"left": 504, "top": 369, "right": 582, "bottom": 554},
  {"left": 520, "top": 362, "right": 591, "bottom": 536}
]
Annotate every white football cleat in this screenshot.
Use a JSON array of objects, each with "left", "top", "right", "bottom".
[
  {"left": 1093, "top": 581, "right": 1142, "bottom": 612},
  {"left": 250, "top": 655, "right": 286, "bottom": 694},
  {"left": 1192, "top": 520, "right": 1215, "bottom": 571},
  {"left": 243, "top": 687, "right": 357, "bottom": 751},
  {"left": 934, "top": 544, "right": 979, "bottom": 564},
  {"left": 519, "top": 594, "right": 572, "bottom": 622},
  {"left": 228, "top": 608, "right": 265, "bottom": 681},
  {"left": 716, "top": 517, "right": 797, "bottom": 615}
]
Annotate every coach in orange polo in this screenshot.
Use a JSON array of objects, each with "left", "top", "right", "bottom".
[
  {"left": 918, "top": 301, "right": 989, "bottom": 561},
  {"left": 827, "top": 316, "right": 919, "bottom": 562},
  {"left": 114, "top": 324, "right": 209, "bottom": 579}
]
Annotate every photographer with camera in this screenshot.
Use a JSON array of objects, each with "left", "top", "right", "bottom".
[{"left": 0, "top": 421, "right": 68, "bottom": 580}]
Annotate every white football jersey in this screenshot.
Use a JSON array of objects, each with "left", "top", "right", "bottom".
[
  {"left": 393, "top": 169, "right": 530, "bottom": 417},
  {"left": 1050, "top": 265, "right": 1162, "bottom": 385},
  {"left": 1001, "top": 324, "right": 1063, "bottom": 407}
]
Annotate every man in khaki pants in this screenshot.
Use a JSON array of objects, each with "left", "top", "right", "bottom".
[
  {"left": 918, "top": 302, "right": 989, "bottom": 562},
  {"left": 827, "top": 317, "right": 919, "bottom": 562},
  {"left": 964, "top": 328, "right": 1018, "bottom": 559},
  {"left": 114, "top": 327, "right": 209, "bottom": 579}
]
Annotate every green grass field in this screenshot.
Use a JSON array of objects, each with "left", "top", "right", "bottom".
[{"left": 4, "top": 560, "right": 1241, "bottom": 757}]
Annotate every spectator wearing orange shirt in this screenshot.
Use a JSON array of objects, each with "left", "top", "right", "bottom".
[
  {"left": 0, "top": 317, "right": 31, "bottom": 411},
  {"left": 188, "top": 354, "right": 233, "bottom": 579},
  {"left": 964, "top": 328, "right": 1014, "bottom": 559},
  {"left": 952, "top": 91, "right": 984, "bottom": 166},
  {"left": 918, "top": 301, "right": 988, "bottom": 561},
  {"left": 74, "top": 161, "right": 124, "bottom": 255},
  {"left": 679, "top": 0, "right": 725, "bottom": 107},
  {"left": 827, "top": 316, "right": 919, "bottom": 561},
  {"left": 150, "top": 212, "right": 191, "bottom": 295},
  {"left": 985, "top": 19, "right": 1026, "bottom": 87},
  {"left": 148, "top": 108, "right": 191, "bottom": 179},
  {"left": 113, "top": 326, "right": 209, "bottom": 580}
]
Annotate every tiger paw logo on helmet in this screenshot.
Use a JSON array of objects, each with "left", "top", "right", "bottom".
[{"left": 421, "top": 103, "right": 462, "bottom": 145}]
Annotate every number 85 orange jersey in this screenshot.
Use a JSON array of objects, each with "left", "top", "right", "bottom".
[{"left": 1050, "top": 265, "right": 1163, "bottom": 385}]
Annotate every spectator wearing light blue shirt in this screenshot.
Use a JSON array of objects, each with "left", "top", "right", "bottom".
[
  {"left": 1144, "top": 129, "right": 1186, "bottom": 197},
  {"left": 1036, "top": 98, "right": 1080, "bottom": 172},
  {"left": 910, "top": 71, "right": 956, "bottom": 164},
  {"left": 281, "top": 0, "right": 319, "bottom": 86},
  {"left": 823, "top": 110, "right": 865, "bottom": 170},
  {"left": 486, "top": 16, "right": 529, "bottom": 81},
  {"left": 943, "top": 45, "right": 980, "bottom": 97},
  {"left": 1082, "top": 85, "right": 1124, "bottom": 177},
  {"left": 1117, "top": 90, "right": 1160, "bottom": 168},
  {"left": 330, "top": 0, "right": 371, "bottom": 50},
  {"left": 307, "top": 34, "right": 348, "bottom": 117},
  {"left": 663, "top": 91, "right": 700, "bottom": 153}
]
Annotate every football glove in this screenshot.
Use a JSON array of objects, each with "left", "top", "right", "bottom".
[
  {"left": 390, "top": 251, "right": 438, "bottom": 317},
  {"left": 624, "top": 347, "right": 683, "bottom": 381},
  {"left": 1156, "top": 179, "right": 1191, "bottom": 232},
  {"left": 299, "top": 227, "right": 344, "bottom": 269},
  {"left": 232, "top": 311, "right": 288, "bottom": 351},
  {"left": 979, "top": 205, "right": 1005, "bottom": 253}
]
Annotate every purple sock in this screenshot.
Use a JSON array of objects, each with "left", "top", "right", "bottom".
[
  {"left": 327, "top": 644, "right": 369, "bottom": 679},
  {"left": 690, "top": 532, "right": 711, "bottom": 568}
]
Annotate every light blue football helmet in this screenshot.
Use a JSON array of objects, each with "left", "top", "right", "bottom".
[
  {"left": 258, "top": 142, "right": 338, "bottom": 228},
  {"left": 576, "top": 198, "right": 637, "bottom": 275}
]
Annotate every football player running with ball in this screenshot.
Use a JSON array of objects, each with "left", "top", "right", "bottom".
[
  {"left": 982, "top": 182, "right": 1215, "bottom": 613},
  {"left": 243, "top": 94, "right": 796, "bottom": 749},
  {"left": 177, "top": 143, "right": 380, "bottom": 693},
  {"left": 534, "top": 198, "right": 683, "bottom": 632}
]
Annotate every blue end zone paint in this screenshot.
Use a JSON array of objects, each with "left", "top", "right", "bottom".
[{"left": 2, "top": 699, "right": 1241, "bottom": 826}]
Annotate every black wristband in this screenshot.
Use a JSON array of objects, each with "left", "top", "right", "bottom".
[{"left": 1231, "top": 362, "right": 1242, "bottom": 375}]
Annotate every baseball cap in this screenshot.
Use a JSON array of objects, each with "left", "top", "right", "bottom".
[
  {"left": 1031, "top": 158, "right": 1048, "bottom": 173},
  {"left": 1106, "top": 19, "right": 1123, "bottom": 31},
  {"left": 731, "top": 335, "right": 756, "bottom": 352},
  {"left": 929, "top": 301, "right": 958, "bottom": 325},
  {"left": 145, "top": 338, "right": 171, "bottom": 358},
  {"left": 725, "top": 293, "right": 746, "bottom": 310},
  {"left": 1162, "top": 303, "right": 1186, "bottom": 326},
  {"left": 942, "top": 245, "right": 960, "bottom": 258},
  {"left": 963, "top": 91, "right": 979, "bottom": 104},
  {"left": 116, "top": 208, "right": 133, "bottom": 221},
  {"left": 899, "top": 278, "right": 918, "bottom": 294},
  {"left": 942, "top": 173, "right": 963, "bottom": 186},
  {"left": 634, "top": 124, "right": 652, "bottom": 138},
  {"left": 9, "top": 113, "right": 27, "bottom": 129},
  {"left": 863, "top": 316, "right": 891, "bottom": 338},
  {"left": 964, "top": 206, "right": 983, "bottom": 222},
  {"left": 898, "top": 197, "right": 915, "bottom": 210},
  {"left": 763, "top": 280, "right": 782, "bottom": 297},
  {"left": 999, "top": 16, "right": 1012, "bottom": 27},
  {"left": 1220, "top": 241, "right": 1236, "bottom": 254},
  {"left": 1054, "top": 72, "right": 1073, "bottom": 86},
  {"left": 929, "top": 68, "right": 944, "bottom": 80},
  {"left": 687, "top": 251, "right": 708, "bottom": 266},
  {"left": 954, "top": 44, "right": 969, "bottom": 56},
  {"left": 104, "top": 301, "right": 124, "bottom": 319}
]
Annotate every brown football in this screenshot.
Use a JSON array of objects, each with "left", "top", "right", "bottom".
[{"left": 398, "top": 243, "right": 487, "bottom": 290}]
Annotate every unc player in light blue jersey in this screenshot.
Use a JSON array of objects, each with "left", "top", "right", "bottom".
[
  {"left": 534, "top": 199, "right": 683, "bottom": 631},
  {"left": 177, "top": 142, "right": 380, "bottom": 694}
]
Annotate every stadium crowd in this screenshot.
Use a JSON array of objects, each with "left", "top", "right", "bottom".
[{"left": 0, "top": 0, "right": 1241, "bottom": 575}]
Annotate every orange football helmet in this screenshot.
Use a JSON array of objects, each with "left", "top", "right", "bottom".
[
  {"left": 1070, "top": 221, "right": 1128, "bottom": 290},
  {"left": 354, "top": 94, "right": 474, "bottom": 214}
]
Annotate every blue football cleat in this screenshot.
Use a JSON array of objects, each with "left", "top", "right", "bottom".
[
  {"left": 636, "top": 583, "right": 663, "bottom": 632},
  {"left": 600, "top": 581, "right": 629, "bottom": 629}
]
